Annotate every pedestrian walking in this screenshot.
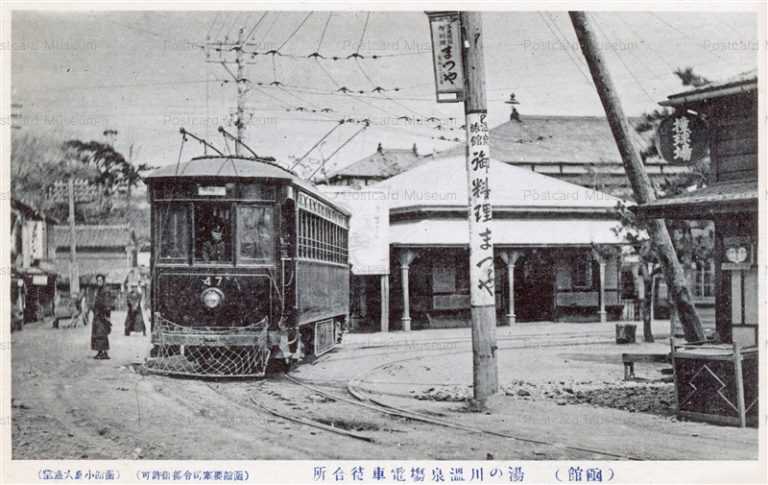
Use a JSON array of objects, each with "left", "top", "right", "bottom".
[
  {"left": 124, "top": 283, "right": 146, "bottom": 336},
  {"left": 91, "top": 274, "right": 113, "bottom": 360}
]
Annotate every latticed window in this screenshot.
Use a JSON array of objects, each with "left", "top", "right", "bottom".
[
  {"left": 690, "top": 262, "right": 714, "bottom": 298},
  {"left": 297, "top": 209, "right": 348, "bottom": 264}
]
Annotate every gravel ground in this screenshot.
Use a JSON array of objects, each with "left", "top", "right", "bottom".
[{"left": 12, "top": 318, "right": 759, "bottom": 460}]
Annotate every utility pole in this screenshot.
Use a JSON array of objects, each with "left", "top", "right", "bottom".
[
  {"left": 569, "top": 11, "right": 705, "bottom": 342},
  {"left": 68, "top": 176, "right": 79, "bottom": 296},
  {"left": 206, "top": 28, "right": 253, "bottom": 156},
  {"left": 234, "top": 28, "right": 245, "bottom": 156},
  {"left": 460, "top": 12, "right": 498, "bottom": 406}
]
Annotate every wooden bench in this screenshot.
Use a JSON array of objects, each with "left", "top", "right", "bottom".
[{"left": 622, "top": 353, "right": 670, "bottom": 380}]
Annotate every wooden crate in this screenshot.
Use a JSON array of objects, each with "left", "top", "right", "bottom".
[{"left": 671, "top": 342, "right": 758, "bottom": 427}]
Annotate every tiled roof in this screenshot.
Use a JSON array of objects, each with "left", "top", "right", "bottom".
[
  {"left": 634, "top": 180, "right": 757, "bottom": 218},
  {"left": 437, "top": 115, "right": 653, "bottom": 165},
  {"left": 327, "top": 148, "right": 423, "bottom": 179},
  {"left": 664, "top": 69, "right": 757, "bottom": 103},
  {"left": 54, "top": 224, "right": 135, "bottom": 249},
  {"left": 12, "top": 198, "right": 59, "bottom": 223}
]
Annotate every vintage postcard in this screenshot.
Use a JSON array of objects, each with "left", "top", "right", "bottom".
[{"left": 2, "top": 1, "right": 765, "bottom": 484}]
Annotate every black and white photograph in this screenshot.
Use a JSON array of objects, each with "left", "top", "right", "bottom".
[{"left": 3, "top": 2, "right": 765, "bottom": 483}]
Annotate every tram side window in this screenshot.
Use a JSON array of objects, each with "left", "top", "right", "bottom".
[
  {"left": 195, "top": 204, "right": 232, "bottom": 263},
  {"left": 238, "top": 206, "right": 274, "bottom": 263},
  {"left": 159, "top": 205, "right": 190, "bottom": 260}
]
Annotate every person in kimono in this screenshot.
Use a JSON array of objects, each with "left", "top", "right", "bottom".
[
  {"left": 91, "top": 274, "right": 113, "bottom": 360},
  {"left": 124, "top": 283, "right": 146, "bottom": 336}
]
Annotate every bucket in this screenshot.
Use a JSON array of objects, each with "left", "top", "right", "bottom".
[{"left": 615, "top": 324, "right": 637, "bottom": 344}]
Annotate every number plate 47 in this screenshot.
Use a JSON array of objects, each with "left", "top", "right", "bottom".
[{"left": 202, "top": 276, "right": 224, "bottom": 287}]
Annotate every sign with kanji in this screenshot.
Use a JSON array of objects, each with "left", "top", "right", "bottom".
[
  {"left": 655, "top": 113, "right": 708, "bottom": 164},
  {"left": 427, "top": 12, "right": 464, "bottom": 103},
  {"left": 466, "top": 112, "right": 494, "bottom": 306},
  {"left": 47, "top": 179, "right": 99, "bottom": 203}
]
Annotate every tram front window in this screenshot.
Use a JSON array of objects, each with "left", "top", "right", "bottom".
[
  {"left": 195, "top": 205, "right": 232, "bottom": 263},
  {"left": 238, "top": 205, "right": 274, "bottom": 263},
  {"left": 159, "top": 205, "right": 190, "bottom": 260}
]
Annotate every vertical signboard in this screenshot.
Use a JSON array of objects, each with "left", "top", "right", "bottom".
[
  {"left": 466, "top": 113, "right": 494, "bottom": 306},
  {"left": 319, "top": 187, "right": 389, "bottom": 275},
  {"left": 427, "top": 11, "right": 464, "bottom": 103}
]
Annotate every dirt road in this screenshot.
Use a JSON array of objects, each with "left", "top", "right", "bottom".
[{"left": 11, "top": 317, "right": 758, "bottom": 460}]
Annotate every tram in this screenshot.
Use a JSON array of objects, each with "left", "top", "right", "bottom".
[{"left": 143, "top": 155, "right": 350, "bottom": 377}]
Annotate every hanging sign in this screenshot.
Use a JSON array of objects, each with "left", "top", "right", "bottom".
[
  {"left": 466, "top": 112, "right": 495, "bottom": 306},
  {"left": 655, "top": 113, "right": 708, "bottom": 164},
  {"left": 722, "top": 236, "right": 753, "bottom": 270},
  {"left": 426, "top": 11, "right": 464, "bottom": 103}
]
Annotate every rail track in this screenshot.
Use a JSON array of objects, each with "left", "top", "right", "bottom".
[
  {"left": 286, "top": 330, "right": 650, "bottom": 460},
  {"left": 194, "top": 329, "right": 752, "bottom": 459}
]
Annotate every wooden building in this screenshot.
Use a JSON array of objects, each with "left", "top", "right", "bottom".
[
  {"left": 52, "top": 225, "right": 138, "bottom": 308},
  {"left": 323, "top": 142, "right": 426, "bottom": 187},
  {"left": 636, "top": 70, "right": 758, "bottom": 346},
  {"left": 11, "top": 198, "right": 59, "bottom": 323},
  {"left": 436, "top": 114, "right": 691, "bottom": 199},
  {"left": 367, "top": 155, "right": 628, "bottom": 330}
]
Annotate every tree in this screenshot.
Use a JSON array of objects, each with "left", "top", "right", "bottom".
[
  {"left": 62, "top": 139, "right": 155, "bottom": 216},
  {"left": 11, "top": 132, "right": 95, "bottom": 220}
]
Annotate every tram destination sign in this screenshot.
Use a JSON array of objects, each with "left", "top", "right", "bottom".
[
  {"left": 427, "top": 11, "right": 464, "bottom": 103},
  {"left": 198, "top": 185, "right": 227, "bottom": 197}
]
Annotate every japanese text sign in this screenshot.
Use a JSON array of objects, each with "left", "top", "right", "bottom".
[
  {"left": 466, "top": 112, "right": 494, "bottom": 306},
  {"left": 427, "top": 12, "right": 464, "bottom": 103},
  {"left": 655, "top": 113, "right": 708, "bottom": 164}
]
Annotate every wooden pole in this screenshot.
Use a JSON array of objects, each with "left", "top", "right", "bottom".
[
  {"left": 569, "top": 11, "right": 705, "bottom": 342},
  {"left": 380, "top": 274, "right": 389, "bottom": 333},
  {"left": 68, "top": 177, "right": 80, "bottom": 296},
  {"left": 461, "top": 11, "right": 498, "bottom": 406},
  {"left": 234, "top": 27, "right": 245, "bottom": 156}
]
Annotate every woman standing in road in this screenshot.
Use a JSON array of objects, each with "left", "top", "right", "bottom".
[{"left": 91, "top": 274, "right": 113, "bottom": 360}]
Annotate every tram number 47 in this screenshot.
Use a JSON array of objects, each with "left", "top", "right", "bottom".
[{"left": 202, "top": 276, "right": 224, "bottom": 287}]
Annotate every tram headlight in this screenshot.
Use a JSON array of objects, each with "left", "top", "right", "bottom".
[{"left": 201, "top": 287, "right": 224, "bottom": 309}]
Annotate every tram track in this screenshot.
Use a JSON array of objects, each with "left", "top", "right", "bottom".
[
  {"left": 319, "top": 330, "right": 631, "bottom": 365},
  {"left": 283, "top": 332, "right": 651, "bottom": 459},
  {"left": 190, "top": 331, "right": 747, "bottom": 460},
  {"left": 283, "top": 374, "right": 644, "bottom": 461}
]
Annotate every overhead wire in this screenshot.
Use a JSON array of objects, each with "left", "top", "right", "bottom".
[
  {"left": 590, "top": 14, "right": 657, "bottom": 104},
  {"left": 307, "top": 122, "right": 369, "bottom": 180},
  {"left": 316, "top": 12, "right": 333, "bottom": 52},
  {"left": 645, "top": 12, "right": 727, "bottom": 62},
  {"left": 537, "top": 13, "right": 593, "bottom": 85},
  {"left": 355, "top": 12, "right": 371, "bottom": 55},
  {"left": 205, "top": 12, "right": 221, "bottom": 40},
  {"left": 277, "top": 12, "right": 314, "bottom": 52},
  {"left": 241, "top": 12, "right": 269, "bottom": 46}
]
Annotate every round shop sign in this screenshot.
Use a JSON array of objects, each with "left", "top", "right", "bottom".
[{"left": 655, "top": 113, "right": 708, "bottom": 164}]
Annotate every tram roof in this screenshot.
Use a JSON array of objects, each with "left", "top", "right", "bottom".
[
  {"left": 145, "top": 156, "right": 350, "bottom": 216},
  {"left": 146, "top": 156, "right": 297, "bottom": 181}
]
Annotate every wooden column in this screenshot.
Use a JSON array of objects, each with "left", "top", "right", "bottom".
[
  {"left": 500, "top": 250, "right": 521, "bottom": 325},
  {"left": 359, "top": 276, "right": 368, "bottom": 319},
  {"left": 399, "top": 249, "right": 417, "bottom": 332},
  {"left": 592, "top": 249, "right": 607, "bottom": 323},
  {"left": 380, "top": 274, "right": 390, "bottom": 333}
]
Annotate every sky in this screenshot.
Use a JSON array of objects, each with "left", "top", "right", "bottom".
[{"left": 11, "top": 9, "right": 760, "bottom": 175}]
